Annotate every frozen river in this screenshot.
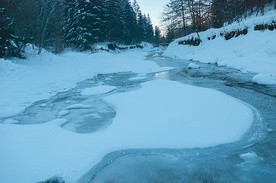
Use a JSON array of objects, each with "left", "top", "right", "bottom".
[
  {"left": 1, "top": 51, "right": 275, "bottom": 183},
  {"left": 80, "top": 54, "right": 276, "bottom": 183}
]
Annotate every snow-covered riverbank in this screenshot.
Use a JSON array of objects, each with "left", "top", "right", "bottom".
[
  {"left": 0, "top": 48, "right": 169, "bottom": 118},
  {"left": 163, "top": 10, "right": 276, "bottom": 85}
]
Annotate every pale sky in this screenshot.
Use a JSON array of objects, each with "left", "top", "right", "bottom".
[{"left": 135, "top": 0, "right": 169, "bottom": 28}]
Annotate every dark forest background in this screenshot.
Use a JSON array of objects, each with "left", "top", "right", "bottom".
[
  {"left": 0, "top": 0, "right": 275, "bottom": 58},
  {"left": 0, "top": 0, "right": 159, "bottom": 58}
]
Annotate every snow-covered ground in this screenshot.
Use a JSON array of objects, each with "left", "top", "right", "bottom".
[
  {"left": 0, "top": 46, "right": 258, "bottom": 183},
  {"left": 81, "top": 85, "right": 116, "bottom": 96},
  {"left": 0, "top": 78, "right": 254, "bottom": 183},
  {"left": 0, "top": 48, "right": 168, "bottom": 118},
  {"left": 188, "top": 63, "right": 200, "bottom": 69},
  {"left": 163, "top": 10, "right": 276, "bottom": 85}
]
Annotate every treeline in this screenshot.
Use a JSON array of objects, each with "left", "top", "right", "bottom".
[
  {"left": 163, "top": 0, "right": 276, "bottom": 42},
  {"left": 0, "top": 0, "right": 162, "bottom": 59}
]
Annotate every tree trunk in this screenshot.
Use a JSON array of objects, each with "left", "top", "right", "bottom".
[
  {"left": 38, "top": 23, "right": 47, "bottom": 54},
  {"left": 198, "top": 0, "right": 202, "bottom": 31},
  {"left": 54, "top": 0, "right": 64, "bottom": 54},
  {"left": 181, "top": 0, "right": 187, "bottom": 36},
  {"left": 38, "top": 16, "right": 50, "bottom": 54},
  {"left": 261, "top": 0, "right": 265, "bottom": 15},
  {"left": 38, "top": 2, "right": 54, "bottom": 55},
  {"left": 190, "top": 0, "right": 196, "bottom": 32}
]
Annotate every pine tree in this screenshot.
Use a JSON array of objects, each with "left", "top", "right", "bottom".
[
  {"left": 121, "top": 0, "right": 139, "bottom": 43},
  {"left": 0, "top": 7, "right": 23, "bottom": 58},
  {"left": 0, "top": 7, "right": 9, "bottom": 58},
  {"left": 64, "top": 0, "right": 105, "bottom": 50},
  {"left": 132, "top": 0, "right": 143, "bottom": 42},
  {"left": 166, "top": 25, "right": 175, "bottom": 43},
  {"left": 104, "top": 0, "right": 125, "bottom": 42},
  {"left": 137, "top": 12, "right": 146, "bottom": 41},
  {"left": 85, "top": 0, "right": 105, "bottom": 43},
  {"left": 211, "top": 0, "right": 226, "bottom": 28},
  {"left": 53, "top": 0, "right": 64, "bottom": 54},
  {"left": 144, "top": 14, "right": 154, "bottom": 42},
  {"left": 63, "top": 0, "right": 79, "bottom": 48},
  {"left": 74, "top": 0, "right": 94, "bottom": 50},
  {"left": 164, "top": 0, "right": 188, "bottom": 36},
  {"left": 154, "top": 26, "right": 162, "bottom": 45}
]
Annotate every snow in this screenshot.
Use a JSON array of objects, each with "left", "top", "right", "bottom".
[
  {"left": 252, "top": 73, "right": 276, "bottom": 85},
  {"left": 129, "top": 73, "right": 148, "bottom": 81},
  {"left": 188, "top": 63, "right": 200, "bottom": 69},
  {"left": 65, "top": 100, "right": 72, "bottom": 104},
  {"left": 80, "top": 85, "right": 116, "bottom": 96},
  {"left": 240, "top": 151, "right": 262, "bottom": 163},
  {"left": 0, "top": 80, "right": 254, "bottom": 183},
  {"left": 39, "top": 103, "right": 47, "bottom": 107},
  {"left": 66, "top": 104, "right": 91, "bottom": 110},
  {"left": 2, "top": 118, "right": 20, "bottom": 124},
  {"left": 0, "top": 49, "right": 171, "bottom": 118},
  {"left": 0, "top": 42, "right": 258, "bottom": 183},
  {"left": 163, "top": 11, "right": 276, "bottom": 85},
  {"left": 57, "top": 110, "right": 70, "bottom": 117},
  {"left": 129, "top": 76, "right": 147, "bottom": 81}
]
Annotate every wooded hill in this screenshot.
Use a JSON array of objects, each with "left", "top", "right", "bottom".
[
  {"left": 163, "top": 0, "right": 276, "bottom": 41},
  {"left": 0, "top": 0, "right": 161, "bottom": 58}
]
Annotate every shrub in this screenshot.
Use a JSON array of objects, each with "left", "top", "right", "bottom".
[
  {"left": 178, "top": 37, "right": 201, "bottom": 46},
  {"left": 224, "top": 31, "right": 235, "bottom": 40},
  {"left": 254, "top": 24, "right": 265, "bottom": 30},
  {"left": 242, "top": 28, "right": 248, "bottom": 35}
]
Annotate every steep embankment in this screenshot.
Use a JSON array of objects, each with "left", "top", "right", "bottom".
[{"left": 163, "top": 10, "right": 276, "bottom": 85}]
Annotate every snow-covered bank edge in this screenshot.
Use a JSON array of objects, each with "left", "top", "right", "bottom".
[
  {"left": 0, "top": 47, "right": 172, "bottom": 118},
  {"left": 163, "top": 10, "right": 276, "bottom": 85}
]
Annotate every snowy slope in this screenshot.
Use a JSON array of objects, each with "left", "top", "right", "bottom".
[{"left": 163, "top": 10, "right": 276, "bottom": 85}]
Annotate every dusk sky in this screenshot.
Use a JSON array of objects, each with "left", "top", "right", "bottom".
[{"left": 135, "top": 0, "right": 169, "bottom": 28}]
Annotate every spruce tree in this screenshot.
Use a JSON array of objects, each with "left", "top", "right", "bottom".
[
  {"left": 0, "top": 7, "right": 22, "bottom": 58},
  {"left": 145, "top": 14, "right": 154, "bottom": 42},
  {"left": 132, "top": 0, "right": 143, "bottom": 42},
  {"left": 63, "top": 0, "right": 79, "bottom": 48},
  {"left": 154, "top": 26, "right": 162, "bottom": 45},
  {"left": 121, "top": 0, "right": 139, "bottom": 43},
  {"left": 104, "top": 0, "right": 124, "bottom": 42}
]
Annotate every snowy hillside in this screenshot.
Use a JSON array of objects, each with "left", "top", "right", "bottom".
[{"left": 163, "top": 10, "right": 276, "bottom": 85}]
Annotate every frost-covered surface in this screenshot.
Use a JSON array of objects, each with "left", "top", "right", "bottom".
[
  {"left": 188, "top": 63, "right": 200, "bottom": 69},
  {"left": 163, "top": 10, "right": 276, "bottom": 85},
  {"left": 240, "top": 151, "right": 262, "bottom": 163},
  {"left": 57, "top": 110, "right": 70, "bottom": 117},
  {"left": 252, "top": 73, "right": 276, "bottom": 85},
  {"left": 0, "top": 49, "right": 170, "bottom": 118},
  {"left": 81, "top": 85, "right": 116, "bottom": 96},
  {"left": 0, "top": 80, "right": 253, "bottom": 183}
]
